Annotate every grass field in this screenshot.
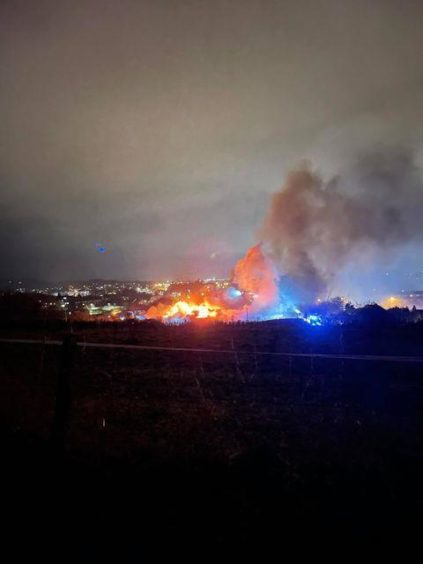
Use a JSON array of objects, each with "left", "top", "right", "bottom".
[{"left": 1, "top": 320, "right": 422, "bottom": 560}]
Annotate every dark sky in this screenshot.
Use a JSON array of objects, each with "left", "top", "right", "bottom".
[{"left": 1, "top": 0, "right": 423, "bottom": 281}]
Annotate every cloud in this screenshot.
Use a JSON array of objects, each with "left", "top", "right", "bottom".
[{"left": 1, "top": 1, "right": 423, "bottom": 279}]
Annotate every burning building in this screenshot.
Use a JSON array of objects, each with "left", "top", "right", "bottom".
[{"left": 146, "top": 244, "right": 292, "bottom": 322}]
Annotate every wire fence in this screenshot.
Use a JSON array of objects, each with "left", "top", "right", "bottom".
[
  {"left": 1, "top": 334, "right": 423, "bottom": 462},
  {"left": 1, "top": 337, "right": 423, "bottom": 362}
]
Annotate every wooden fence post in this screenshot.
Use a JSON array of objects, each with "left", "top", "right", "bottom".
[{"left": 51, "top": 334, "right": 77, "bottom": 457}]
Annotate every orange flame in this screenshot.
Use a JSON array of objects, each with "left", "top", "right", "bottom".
[
  {"left": 146, "top": 300, "right": 221, "bottom": 320},
  {"left": 163, "top": 300, "right": 220, "bottom": 319}
]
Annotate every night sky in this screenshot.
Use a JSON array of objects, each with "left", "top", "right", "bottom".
[{"left": 1, "top": 0, "right": 423, "bottom": 281}]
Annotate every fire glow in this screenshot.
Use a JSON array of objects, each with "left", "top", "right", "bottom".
[
  {"left": 146, "top": 244, "right": 284, "bottom": 323},
  {"left": 163, "top": 300, "right": 220, "bottom": 320}
]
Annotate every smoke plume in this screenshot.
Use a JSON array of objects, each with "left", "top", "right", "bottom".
[{"left": 258, "top": 148, "right": 423, "bottom": 300}]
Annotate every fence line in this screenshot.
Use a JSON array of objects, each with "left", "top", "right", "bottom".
[{"left": 1, "top": 337, "right": 423, "bottom": 363}]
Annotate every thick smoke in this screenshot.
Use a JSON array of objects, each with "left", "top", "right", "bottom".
[{"left": 258, "top": 148, "right": 423, "bottom": 301}]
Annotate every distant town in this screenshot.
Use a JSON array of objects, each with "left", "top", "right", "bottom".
[
  {"left": 0, "top": 278, "right": 232, "bottom": 321},
  {"left": 1, "top": 275, "right": 423, "bottom": 322}
]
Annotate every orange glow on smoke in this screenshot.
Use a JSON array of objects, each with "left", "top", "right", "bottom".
[
  {"left": 381, "top": 295, "right": 406, "bottom": 309},
  {"left": 232, "top": 244, "right": 278, "bottom": 311}
]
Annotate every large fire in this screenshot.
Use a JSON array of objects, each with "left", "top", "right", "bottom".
[
  {"left": 149, "top": 300, "right": 221, "bottom": 320},
  {"left": 146, "top": 244, "right": 280, "bottom": 322}
]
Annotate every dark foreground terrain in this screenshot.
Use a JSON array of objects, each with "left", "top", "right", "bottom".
[{"left": 1, "top": 320, "right": 422, "bottom": 560}]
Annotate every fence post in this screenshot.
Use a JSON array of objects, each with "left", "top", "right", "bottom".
[{"left": 51, "top": 334, "right": 77, "bottom": 458}]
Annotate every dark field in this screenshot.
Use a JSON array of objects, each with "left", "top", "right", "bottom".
[{"left": 1, "top": 320, "right": 422, "bottom": 560}]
